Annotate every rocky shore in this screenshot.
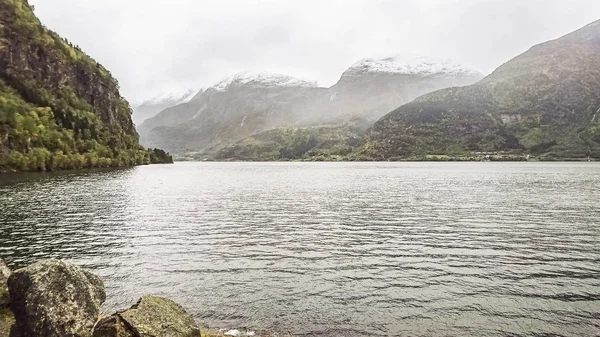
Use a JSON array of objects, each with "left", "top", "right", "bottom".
[{"left": 0, "top": 258, "right": 236, "bottom": 337}]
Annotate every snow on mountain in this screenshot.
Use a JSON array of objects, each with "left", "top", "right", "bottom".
[
  {"left": 345, "top": 55, "right": 482, "bottom": 77},
  {"left": 138, "top": 56, "right": 484, "bottom": 152},
  {"left": 212, "top": 71, "right": 318, "bottom": 91},
  {"left": 139, "top": 88, "right": 198, "bottom": 106},
  {"left": 132, "top": 88, "right": 200, "bottom": 125}
]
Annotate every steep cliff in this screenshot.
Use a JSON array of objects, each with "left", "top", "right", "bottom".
[
  {"left": 0, "top": 0, "right": 170, "bottom": 171},
  {"left": 368, "top": 20, "right": 600, "bottom": 160}
]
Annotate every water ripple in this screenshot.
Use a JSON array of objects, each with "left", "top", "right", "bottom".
[{"left": 0, "top": 162, "right": 599, "bottom": 337}]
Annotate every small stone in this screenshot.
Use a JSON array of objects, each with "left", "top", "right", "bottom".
[
  {"left": 93, "top": 295, "right": 201, "bottom": 337},
  {"left": 8, "top": 259, "right": 106, "bottom": 337}
]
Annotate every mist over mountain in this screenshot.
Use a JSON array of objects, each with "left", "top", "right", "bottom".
[
  {"left": 138, "top": 57, "right": 483, "bottom": 153},
  {"left": 323, "top": 55, "right": 483, "bottom": 124},
  {"left": 138, "top": 72, "right": 327, "bottom": 152}
]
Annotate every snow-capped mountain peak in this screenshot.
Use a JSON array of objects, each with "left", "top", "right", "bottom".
[
  {"left": 212, "top": 71, "right": 318, "bottom": 91},
  {"left": 140, "top": 88, "right": 198, "bottom": 106},
  {"left": 131, "top": 88, "right": 201, "bottom": 125},
  {"left": 345, "top": 55, "right": 482, "bottom": 77}
]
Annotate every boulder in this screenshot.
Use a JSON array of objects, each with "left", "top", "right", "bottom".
[
  {"left": 0, "top": 259, "right": 11, "bottom": 308},
  {"left": 93, "top": 295, "right": 201, "bottom": 337},
  {"left": 8, "top": 259, "right": 106, "bottom": 337}
]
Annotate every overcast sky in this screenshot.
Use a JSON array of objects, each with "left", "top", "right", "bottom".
[{"left": 30, "top": 0, "right": 600, "bottom": 103}]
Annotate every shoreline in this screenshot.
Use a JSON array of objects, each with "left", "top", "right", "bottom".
[
  {"left": 176, "top": 157, "right": 598, "bottom": 162},
  {"left": 0, "top": 258, "right": 280, "bottom": 337},
  {"left": 2, "top": 158, "right": 597, "bottom": 175}
]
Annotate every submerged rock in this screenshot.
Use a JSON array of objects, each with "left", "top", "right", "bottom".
[
  {"left": 7, "top": 259, "right": 106, "bottom": 337},
  {"left": 0, "top": 259, "right": 11, "bottom": 308},
  {"left": 93, "top": 295, "right": 201, "bottom": 337}
]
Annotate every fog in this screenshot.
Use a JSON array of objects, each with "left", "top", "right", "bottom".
[{"left": 29, "top": 0, "right": 600, "bottom": 103}]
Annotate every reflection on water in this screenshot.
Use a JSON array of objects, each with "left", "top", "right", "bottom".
[{"left": 1, "top": 162, "right": 599, "bottom": 336}]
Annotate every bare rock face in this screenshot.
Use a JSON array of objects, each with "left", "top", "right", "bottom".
[
  {"left": 0, "top": 259, "right": 10, "bottom": 308},
  {"left": 7, "top": 259, "right": 106, "bottom": 337},
  {"left": 93, "top": 295, "right": 201, "bottom": 337}
]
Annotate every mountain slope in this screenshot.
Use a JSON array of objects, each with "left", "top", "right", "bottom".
[
  {"left": 139, "top": 72, "right": 327, "bottom": 152},
  {"left": 213, "top": 123, "right": 365, "bottom": 161},
  {"left": 323, "top": 55, "right": 483, "bottom": 124},
  {"left": 139, "top": 59, "right": 482, "bottom": 154},
  {"left": 0, "top": 0, "right": 171, "bottom": 172},
  {"left": 368, "top": 20, "right": 600, "bottom": 160}
]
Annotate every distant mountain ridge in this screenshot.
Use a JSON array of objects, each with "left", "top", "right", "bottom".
[
  {"left": 212, "top": 19, "right": 600, "bottom": 162},
  {"left": 132, "top": 88, "right": 196, "bottom": 125},
  {"left": 138, "top": 72, "right": 327, "bottom": 152},
  {"left": 344, "top": 55, "right": 481, "bottom": 76},
  {"left": 367, "top": 19, "right": 600, "bottom": 160},
  {"left": 323, "top": 55, "right": 483, "bottom": 125},
  {"left": 138, "top": 57, "right": 483, "bottom": 153},
  {"left": 212, "top": 71, "right": 318, "bottom": 90}
]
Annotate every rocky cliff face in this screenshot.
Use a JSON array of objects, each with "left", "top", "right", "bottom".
[
  {"left": 138, "top": 59, "right": 482, "bottom": 154},
  {"left": 0, "top": 0, "right": 170, "bottom": 171},
  {"left": 368, "top": 20, "right": 600, "bottom": 160},
  {"left": 0, "top": 0, "right": 133, "bottom": 132}
]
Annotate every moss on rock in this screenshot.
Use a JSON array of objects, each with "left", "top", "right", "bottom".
[
  {"left": 93, "top": 295, "right": 201, "bottom": 337},
  {"left": 8, "top": 259, "right": 106, "bottom": 337}
]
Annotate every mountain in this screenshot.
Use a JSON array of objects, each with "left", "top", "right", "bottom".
[
  {"left": 138, "top": 72, "right": 327, "bottom": 152},
  {"left": 323, "top": 55, "right": 483, "bottom": 124},
  {"left": 367, "top": 20, "right": 600, "bottom": 160},
  {"left": 138, "top": 58, "right": 483, "bottom": 154},
  {"left": 131, "top": 89, "right": 196, "bottom": 125},
  {"left": 0, "top": 0, "right": 172, "bottom": 172}
]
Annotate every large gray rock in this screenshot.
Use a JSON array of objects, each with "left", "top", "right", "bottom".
[
  {"left": 0, "top": 259, "right": 11, "bottom": 308},
  {"left": 93, "top": 295, "right": 201, "bottom": 337},
  {"left": 8, "top": 259, "right": 106, "bottom": 337}
]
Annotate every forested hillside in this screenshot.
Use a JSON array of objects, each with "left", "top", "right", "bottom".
[
  {"left": 0, "top": 0, "right": 171, "bottom": 172},
  {"left": 367, "top": 20, "right": 600, "bottom": 160}
]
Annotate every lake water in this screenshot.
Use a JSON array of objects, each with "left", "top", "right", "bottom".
[{"left": 0, "top": 162, "right": 599, "bottom": 336}]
